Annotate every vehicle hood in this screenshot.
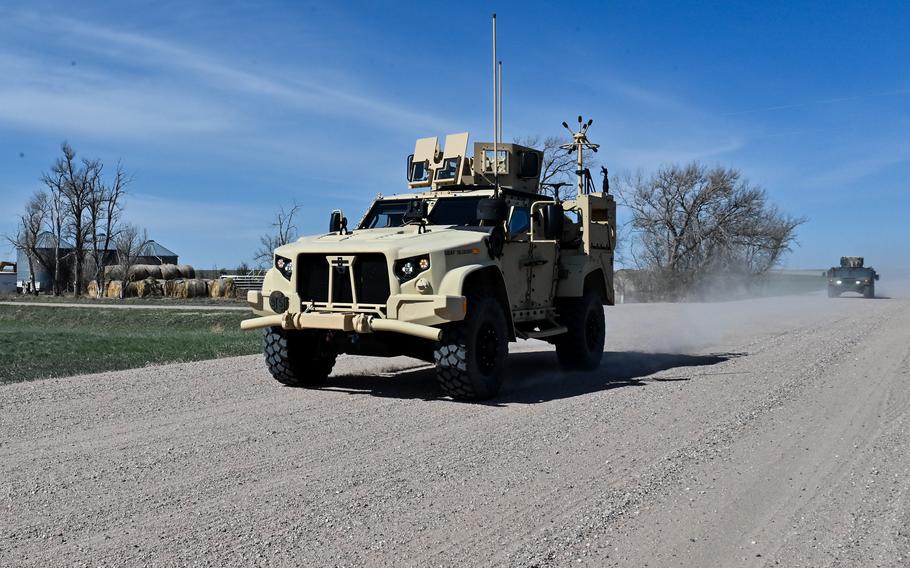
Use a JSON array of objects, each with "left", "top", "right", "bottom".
[{"left": 275, "top": 226, "right": 490, "bottom": 259}]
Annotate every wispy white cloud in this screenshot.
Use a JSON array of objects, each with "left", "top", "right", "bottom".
[
  {"left": 2, "top": 11, "right": 451, "bottom": 135},
  {"left": 801, "top": 151, "right": 910, "bottom": 189}
]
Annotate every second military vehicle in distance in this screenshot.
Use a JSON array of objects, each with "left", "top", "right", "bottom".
[
  {"left": 825, "top": 256, "right": 879, "bottom": 298},
  {"left": 241, "top": 119, "right": 617, "bottom": 400}
]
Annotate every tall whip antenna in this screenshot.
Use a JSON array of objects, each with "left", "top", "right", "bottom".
[
  {"left": 492, "top": 13, "right": 499, "bottom": 194},
  {"left": 498, "top": 60, "right": 503, "bottom": 148}
]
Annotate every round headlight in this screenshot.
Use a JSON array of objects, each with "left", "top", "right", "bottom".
[
  {"left": 400, "top": 261, "right": 415, "bottom": 277},
  {"left": 418, "top": 258, "right": 430, "bottom": 271},
  {"left": 836, "top": 280, "right": 842, "bottom": 284}
]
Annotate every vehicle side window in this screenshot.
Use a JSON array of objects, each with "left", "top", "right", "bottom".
[{"left": 508, "top": 206, "right": 530, "bottom": 237}]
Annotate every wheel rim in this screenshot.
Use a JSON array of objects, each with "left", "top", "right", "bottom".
[
  {"left": 584, "top": 309, "right": 601, "bottom": 353},
  {"left": 476, "top": 322, "right": 500, "bottom": 375}
]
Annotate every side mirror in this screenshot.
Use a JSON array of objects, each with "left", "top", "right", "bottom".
[
  {"left": 539, "top": 203, "right": 564, "bottom": 240},
  {"left": 875, "top": 274, "right": 880, "bottom": 281},
  {"left": 406, "top": 154, "right": 414, "bottom": 182},
  {"left": 517, "top": 151, "right": 542, "bottom": 179},
  {"left": 329, "top": 210, "right": 347, "bottom": 233},
  {"left": 821, "top": 271, "right": 827, "bottom": 277},
  {"left": 477, "top": 198, "right": 508, "bottom": 224}
]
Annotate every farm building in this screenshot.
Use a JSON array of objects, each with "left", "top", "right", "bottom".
[
  {"left": 0, "top": 261, "right": 16, "bottom": 294},
  {"left": 136, "top": 240, "right": 178, "bottom": 265}
]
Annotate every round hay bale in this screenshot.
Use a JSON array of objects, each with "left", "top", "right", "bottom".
[
  {"left": 134, "top": 279, "right": 149, "bottom": 298},
  {"left": 222, "top": 277, "right": 236, "bottom": 299},
  {"left": 210, "top": 278, "right": 222, "bottom": 298},
  {"left": 145, "top": 265, "right": 162, "bottom": 280},
  {"left": 186, "top": 279, "right": 209, "bottom": 298},
  {"left": 173, "top": 280, "right": 189, "bottom": 299},
  {"left": 126, "top": 282, "right": 140, "bottom": 298},
  {"left": 160, "top": 264, "right": 180, "bottom": 280},
  {"left": 178, "top": 264, "right": 195, "bottom": 279},
  {"left": 129, "top": 265, "right": 149, "bottom": 281},
  {"left": 106, "top": 281, "right": 135, "bottom": 298},
  {"left": 143, "top": 277, "right": 163, "bottom": 297},
  {"left": 86, "top": 280, "right": 99, "bottom": 298},
  {"left": 104, "top": 265, "right": 124, "bottom": 281},
  {"left": 163, "top": 279, "right": 178, "bottom": 297}
]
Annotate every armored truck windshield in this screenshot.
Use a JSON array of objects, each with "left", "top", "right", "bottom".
[
  {"left": 827, "top": 267, "right": 874, "bottom": 278},
  {"left": 359, "top": 196, "right": 485, "bottom": 229}
]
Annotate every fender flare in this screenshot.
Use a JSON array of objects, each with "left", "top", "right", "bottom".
[{"left": 438, "top": 263, "right": 516, "bottom": 340}]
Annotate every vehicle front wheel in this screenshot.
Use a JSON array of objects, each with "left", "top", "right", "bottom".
[
  {"left": 827, "top": 286, "right": 838, "bottom": 298},
  {"left": 434, "top": 296, "right": 508, "bottom": 401},
  {"left": 864, "top": 284, "right": 875, "bottom": 299},
  {"left": 263, "top": 327, "right": 336, "bottom": 387},
  {"left": 555, "top": 291, "right": 606, "bottom": 370}
]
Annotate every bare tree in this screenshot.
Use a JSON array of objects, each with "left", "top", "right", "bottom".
[
  {"left": 254, "top": 204, "right": 301, "bottom": 268},
  {"left": 5, "top": 192, "right": 49, "bottom": 294},
  {"left": 114, "top": 224, "right": 147, "bottom": 298},
  {"left": 42, "top": 142, "right": 95, "bottom": 295},
  {"left": 86, "top": 162, "right": 129, "bottom": 297},
  {"left": 40, "top": 162, "right": 71, "bottom": 295},
  {"left": 40, "top": 142, "right": 130, "bottom": 296},
  {"left": 514, "top": 135, "right": 598, "bottom": 201},
  {"left": 616, "top": 163, "right": 804, "bottom": 299}
]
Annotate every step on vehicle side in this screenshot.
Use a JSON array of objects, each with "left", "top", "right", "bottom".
[{"left": 824, "top": 256, "right": 879, "bottom": 298}]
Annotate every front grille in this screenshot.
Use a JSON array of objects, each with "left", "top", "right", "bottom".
[{"left": 297, "top": 253, "right": 390, "bottom": 306}]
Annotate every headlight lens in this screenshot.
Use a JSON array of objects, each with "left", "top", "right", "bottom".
[
  {"left": 275, "top": 255, "right": 293, "bottom": 280},
  {"left": 395, "top": 255, "right": 430, "bottom": 282},
  {"left": 836, "top": 280, "right": 842, "bottom": 285}
]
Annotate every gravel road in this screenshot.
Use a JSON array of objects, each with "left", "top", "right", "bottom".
[{"left": 2, "top": 290, "right": 909, "bottom": 567}]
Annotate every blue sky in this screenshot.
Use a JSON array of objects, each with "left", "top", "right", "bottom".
[{"left": 1, "top": 1, "right": 908, "bottom": 270}]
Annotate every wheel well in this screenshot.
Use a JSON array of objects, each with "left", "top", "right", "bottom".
[
  {"left": 463, "top": 267, "right": 515, "bottom": 340},
  {"left": 584, "top": 269, "right": 608, "bottom": 303}
]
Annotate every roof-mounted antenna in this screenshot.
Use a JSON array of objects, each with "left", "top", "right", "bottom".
[
  {"left": 492, "top": 13, "right": 499, "bottom": 196},
  {"left": 560, "top": 115, "right": 600, "bottom": 196},
  {"left": 498, "top": 61, "right": 503, "bottom": 148}
]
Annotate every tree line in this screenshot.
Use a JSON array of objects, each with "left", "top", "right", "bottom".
[{"left": 7, "top": 142, "right": 148, "bottom": 297}]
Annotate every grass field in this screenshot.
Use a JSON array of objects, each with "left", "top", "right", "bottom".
[
  {"left": 0, "top": 304, "right": 260, "bottom": 384},
  {"left": 0, "top": 293, "right": 245, "bottom": 306}
]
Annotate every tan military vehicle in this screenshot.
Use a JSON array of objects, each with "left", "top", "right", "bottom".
[{"left": 242, "top": 119, "right": 616, "bottom": 400}]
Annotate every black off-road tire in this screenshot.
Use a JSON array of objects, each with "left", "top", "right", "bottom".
[
  {"left": 263, "top": 327, "right": 336, "bottom": 387},
  {"left": 555, "top": 291, "right": 606, "bottom": 370},
  {"left": 864, "top": 284, "right": 875, "bottom": 299},
  {"left": 827, "top": 286, "right": 838, "bottom": 298},
  {"left": 434, "top": 296, "right": 508, "bottom": 401}
]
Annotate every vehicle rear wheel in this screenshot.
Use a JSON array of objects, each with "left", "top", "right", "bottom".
[
  {"left": 434, "top": 296, "right": 508, "bottom": 401},
  {"left": 864, "top": 284, "right": 875, "bottom": 299},
  {"left": 263, "top": 327, "right": 336, "bottom": 387},
  {"left": 555, "top": 291, "right": 606, "bottom": 370}
]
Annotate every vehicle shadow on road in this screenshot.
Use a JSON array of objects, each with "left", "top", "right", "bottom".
[
  {"left": 319, "top": 350, "right": 742, "bottom": 404},
  {"left": 493, "top": 350, "right": 743, "bottom": 405}
]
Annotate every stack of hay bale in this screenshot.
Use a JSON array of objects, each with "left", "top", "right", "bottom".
[{"left": 88, "top": 264, "right": 238, "bottom": 300}]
